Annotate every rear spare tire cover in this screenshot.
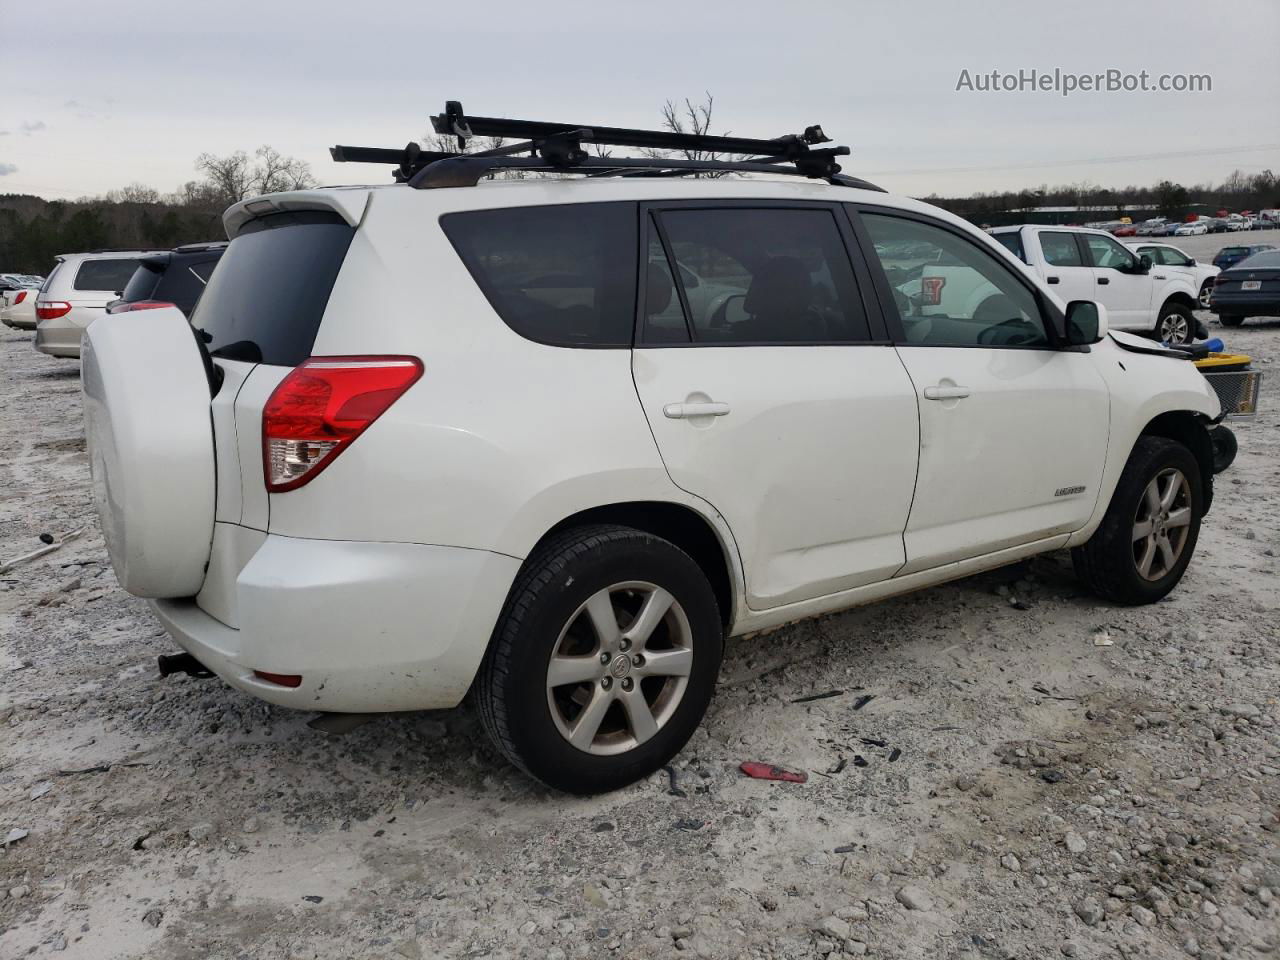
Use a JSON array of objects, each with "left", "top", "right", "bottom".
[{"left": 81, "top": 308, "right": 216, "bottom": 598}]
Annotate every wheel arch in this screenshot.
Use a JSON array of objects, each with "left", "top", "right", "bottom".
[
  {"left": 534, "top": 501, "right": 739, "bottom": 630},
  {"left": 1159, "top": 290, "right": 1198, "bottom": 314},
  {"left": 1139, "top": 410, "right": 1214, "bottom": 513}
]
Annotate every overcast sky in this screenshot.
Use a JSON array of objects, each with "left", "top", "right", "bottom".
[{"left": 2, "top": 0, "right": 1277, "bottom": 201}]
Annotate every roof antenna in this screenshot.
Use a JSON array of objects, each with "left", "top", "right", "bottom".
[{"left": 442, "top": 100, "right": 473, "bottom": 150}]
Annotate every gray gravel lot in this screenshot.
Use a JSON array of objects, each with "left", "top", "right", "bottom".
[{"left": 1, "top": 278, "right": 1277, "bottom": 960}]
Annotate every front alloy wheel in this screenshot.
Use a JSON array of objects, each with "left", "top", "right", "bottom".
[
  {"left": 1131, "top": 468, "right": 1192, "bottom": 581},
  {"left": 1158, "top": 307, "right": 1193, "bottom": 345}
]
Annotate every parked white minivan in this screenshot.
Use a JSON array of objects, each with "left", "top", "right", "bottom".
[{"left": 35, "top": 251, "right": 154, "bottom": 358}]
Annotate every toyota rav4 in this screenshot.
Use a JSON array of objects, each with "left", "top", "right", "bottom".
[{"left": 82, "top": 107, "right": 1223, "bottom": 794}]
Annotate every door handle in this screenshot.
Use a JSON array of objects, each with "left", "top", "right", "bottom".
[
  {"left": 1097, "top": 277, "right": 1110, "bottom": 285},
  {"left": 1154, "top": 274, "right": 1166, "bottom": 279},
  {"left": 1047, "top": 276, "right": 1060, "bottom": 284},
  {"left": 923, "top": 385, "right": 971, "bottom": 401},
  {"left": 664, "top": 401, "right": 731, "bottom": 419}
]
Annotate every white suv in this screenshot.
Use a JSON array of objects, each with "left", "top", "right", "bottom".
[
  {"left": 35, "top": 251, "right": 154, "bottom": 358},
  {"left": 82, "top": 113, "right": 1222, "bottom": 793}
]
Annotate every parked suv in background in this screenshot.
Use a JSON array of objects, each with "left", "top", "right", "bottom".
[
  {"left": 990, "top": 225, "right": 1203, "bottom": 343},
  {"left": 1124, "top": 240, "right": 1220, "bottom": 309},
  {"left": 82, "top": 115, "right": 1222, "bottom": 794},
  {"left": 35, "top": 251, "right": 156, "bottom": 358},
  {"left": 1213, "top": 243, "right": 1276, "bottom": 272},
  {"left": 107, "top": 242, "right": 227, "bottom": 317}
]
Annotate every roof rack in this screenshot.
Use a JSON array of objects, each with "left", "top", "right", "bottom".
[{"left": 330, "top": 100, "right": 883, "bottom": 192}]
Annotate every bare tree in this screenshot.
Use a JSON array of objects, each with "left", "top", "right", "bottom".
[
  {"left": 193, "top": 146, "right": 315, "bottom": 206},
  {"left": 253, "top": 145, "right": 315, "bottom": 195},
  {"left": 643, "top": 93, "right": 730, "bottom": 177},
  {"left": 105, "top": 182, "right": 161, "bottom": 204},
  {"left": 194, "top": 150, "right": 254, "bottom": 205}
]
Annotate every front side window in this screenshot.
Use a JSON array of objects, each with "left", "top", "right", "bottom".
[
  {"left": 1040, "top": 232, "right": 1084, "bottom": 267},
  {"left": 861, "top": 212, "right": 1049, "bottom": 348},
  {"left": 74, "top": 258, "right": 141, "bottom": 293},
  {"left": 442, "top": 203, "right": 637, "bottom": 347},
  {"left": 992, "top": 231, "right": 1027, "bottom": 263},
  {"left": 648, "top": 207, "right": 869, "bottom": 344},
  {"left": 1083, "top": 233, "right": 1138, "bottom": 270}
]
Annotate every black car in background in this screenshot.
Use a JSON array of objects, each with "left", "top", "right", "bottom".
[
  {"left": 1212, "top": 243, "right": 1276, "bottom": 272},
  {"left": 107, "top": 242, "right": 227, "bottom": 317},
  {"left": 1211, "top": 249, "right": 1280, "bottom": 327}
]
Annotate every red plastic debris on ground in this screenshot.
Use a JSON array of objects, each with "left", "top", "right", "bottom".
[{"left": 739, "top": 761, "right": 808, "bottom": 783}]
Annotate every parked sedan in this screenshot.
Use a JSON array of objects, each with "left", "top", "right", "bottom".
[
  {"left": 1211, "top": 249, "right": 1280, "bottom": 326},
  {"left": 1174, "top": 221, "right": 1209, "bottom": 236},
  {"left": 1213, "top": 243, "right": 1277, "bottom": 271}
]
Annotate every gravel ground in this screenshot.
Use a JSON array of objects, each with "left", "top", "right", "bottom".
[{"left": 1, "top": 288, "right": 1278, "bottom": 959}]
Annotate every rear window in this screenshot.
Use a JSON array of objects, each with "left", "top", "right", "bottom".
[
  {"left": 155, "top": 255, "right": 221, "bottom": 316},
  {"left": 1235, "top": 251, "right": 1280, "bottom": 270},
  {"left": 1219, "top": 247, "right": 1247, "bottom": 257},
  {"left": 121, "top": 262, "right": 163, "bottom": 304},
  {"left": 992, "top": 232, "right": 1026, "bottom": 263},
  {"left": 74, "top": 258, "right": 141, "bottom": 293},
  {"left": 441, "top": 203, "right": 637, "bottom": 347},
  {"left": 191, "top": 211, "right": 354, "bottom": 365}
]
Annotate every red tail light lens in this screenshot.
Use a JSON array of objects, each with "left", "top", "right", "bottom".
[
  {"left": 263, "top": 356, "right": 423, "bottom": 493},
  {"left": 253, "top": 670, "right": 303, "bottom": 688},
  {"left": 1214, "top": 275, "right": 1230, "bottom": 286},
  {"left": 921, "top": 276, "right": 947, "bottom": 306},
  {"left": 36, "top": 301, "right": 71, "bottom": 320},
  {"left": 108, "top": 300, "right": 177, "bottom": 315},
  {"left": 13, "top": 291, "right": 28, "bottom": 304}
]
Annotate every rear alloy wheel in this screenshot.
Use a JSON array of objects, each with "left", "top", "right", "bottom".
[
  {"left": 476, "top": 524, "right": 722, "bottom": 794},
  {"left": 1198, "top": 282, "right": 1213, "bottom": 309},
  {"left": 1072, "top": 437, "right": 1203, "bottom": 605},
  {"left": 1218, "top": 315, "right": 1245, "bottom": 327},
  {"left": 1156, "top": 302, "right": 1195, "bottom": 345}
]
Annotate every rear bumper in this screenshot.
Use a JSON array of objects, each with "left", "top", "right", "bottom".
[
  {"left": 2, "top": 312, "right": 36, "bottom": 330},
  {"left": 1210, "top": 295, "right": 1280, "bottom": 317},
  {"left": 34, "top": 317, "right": 82, "bottom": 357},
  {"left": 152, "top": 534, "right": 522, "bottom": 712}
]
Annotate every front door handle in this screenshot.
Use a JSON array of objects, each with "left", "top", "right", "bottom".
[
  {"left": 923, "top": 385, "right": 971, "bottom": 401},
  {"left": 664, "top": 401, "right": 731, "bottom": 419},
  {"left": 1098, "top": 277, "right": 1110, "bottom": 285},
  {"left": 1047, "top": 276, "right": 1060, "bottom": 284}
]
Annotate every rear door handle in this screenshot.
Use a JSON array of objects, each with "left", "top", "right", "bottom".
[
  {"left": 1097, "top": 277, "right": 1110, "bottom": 285},
  {"left": 664, "top": 401, "right": 731, "bottom": 419},
  {"left": 923, "top": 385, "right": 971, "bottom": 401},
  {"left": 1047, "top": 276, "right": 1060, "bottom": 284}
]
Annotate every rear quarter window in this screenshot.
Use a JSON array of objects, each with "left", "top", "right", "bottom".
[
  {"left": 154, "top": 256, "right": 221, "bottom": 316},
  {"left": 992, "top": 232, "right": 1026, "bottom": 263},
  {"left": 191, "top": 212, "right": 354, "bottom": 365},
  {"left": 441, "top": 202, "right": 638, "bottom": 347},
  {"left": 74, "top": 258, "right": 142, "bottom": 293}
]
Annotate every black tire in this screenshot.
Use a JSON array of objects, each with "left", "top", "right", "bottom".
[
  {"left": 1072, "top": 437, "right": 1203, "bottom": 605},
  {"left": 1198, "top": 282, "right": 1212, "bottom": 310},
  {"left": 1210, "top": 425, "right": 1238, "bottom": 474},
  {"left": 476, "top": 524, "right": 723, "bottom": 794},
  {"left": 1218, "top": 315, "right": 1245, "bottom": 327},
  {"left": 1155, "top": 302, "right": 1196, "bottom": 344}
]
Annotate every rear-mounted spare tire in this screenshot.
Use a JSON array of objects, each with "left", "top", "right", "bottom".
[{"left": 82, "top": 307, "right": 216, "bottom": 598}]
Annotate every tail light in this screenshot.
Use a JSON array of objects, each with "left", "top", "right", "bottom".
[
  {"left": 13, "top": 291, "right": 28, "bottom": 305},
  {"left": 263, "top": 356, "right": 423, "bottom": 493},
  {"left": 1214, "top": 275, "right": 1230, "bottom": 286},
  {"left": 107, "top": 300, "right": 177, "bottom": 315},
  {"left": 921, "top": 276, "right": 947, "bottom": 306},
  {"left": 36, "top": 300, "right": 71, "bottom": 320}
]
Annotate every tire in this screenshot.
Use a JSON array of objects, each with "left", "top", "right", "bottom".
[
  {"left": 476, "top": 524, "right": 723, "bottom": 794},
  {"left": 1219, "top": 315, "right": 1245, "bottom": 327},
  {"left": 1155, "top": 302, "right": 1195, "bottom": 345},
  {"left": 1198, "top": 282, "right": 1212, "bottom": 310},
  {"left": 1072, "top": 437, "right": 1203, "bottom": 605},
  {"left": 1210, "top": 425, "right": 1238, "bottom": 474}
]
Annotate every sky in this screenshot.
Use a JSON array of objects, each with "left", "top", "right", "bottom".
[{"left": 1, "top": 0, "right": 1278, "bottom": 201}]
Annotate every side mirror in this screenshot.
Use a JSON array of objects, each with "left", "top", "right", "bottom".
[
  {"left": 1129, "top": 254, "right": 1152, "bottom": 274},
  {"left": 1064, "top": 300, "right": 1106, "bottom": 345},
  {"left": 1187, "top": 258, "right": 1196, "bottom": 265}
]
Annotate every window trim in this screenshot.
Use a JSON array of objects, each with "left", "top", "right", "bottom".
[
  {"left": 1080, "top": 231, "right": 1139, "bottom": 271},
  {"left": 634, "top": 199, "right": 889, "bottom": 348},
  {"left": 844, "top": 203, "right": 1071, "bottom": 352}
]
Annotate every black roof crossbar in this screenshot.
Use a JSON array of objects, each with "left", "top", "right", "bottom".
[{"left": 330, "top": 100, "right": 884, "bottom": 191}]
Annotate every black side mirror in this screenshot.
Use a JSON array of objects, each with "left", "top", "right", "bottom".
[
  {"left": 1123, "top": 254, "right": 1151, "bottom": 274},
  {"left": 1064, "top": 301, "right": 1103, "bottom": 345}
]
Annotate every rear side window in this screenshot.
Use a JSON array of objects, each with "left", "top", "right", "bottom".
[
  {"left": 153, "top": 256, "right": 221, "bottom": 316},
  {"left": 441, "top": 203, "right": 637, "bottom": 347},
  {"left": 74, "top": 258, "right": 141, "bottom": 292},
  {"left": 649, "top": 207, "right": 870, "bottom": 344},
  {"left": 992, "top": 232, "right": 1026, "bottom": 263},
  {"left": 192, "top": 211, "right": 354, "bottom": 365},
  {"left": 121, "top": 262, "right": 163, "bottom": 304},
  {"left": 1039, "top": 232, "right": 1084, "bottom": 267}
]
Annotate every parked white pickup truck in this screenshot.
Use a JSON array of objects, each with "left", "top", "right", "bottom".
[{"left": 990, "top": 225, "right": 1203, "bottom": 344}]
